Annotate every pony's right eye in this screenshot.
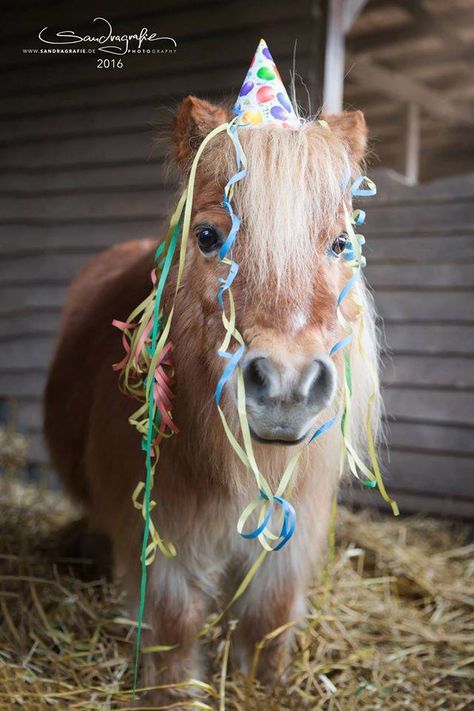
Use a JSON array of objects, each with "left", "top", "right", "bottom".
[
  {"left": 331, "top": 232, "right": 349, "bottom": 256},
  {"left": 195, "top": 225, "right": 222, "bottom": 254}
]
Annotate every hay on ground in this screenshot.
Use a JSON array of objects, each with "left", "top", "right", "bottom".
[{"left": 0, "top": 481, "right": 472, "bottom": 710}]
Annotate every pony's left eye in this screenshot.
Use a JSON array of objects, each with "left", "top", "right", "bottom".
[
  {"left": 331, "top": 232, "right": 349, "bottom": 256},
  {"left": 195, "top": 225, "right": 222, "bottom": 254}
]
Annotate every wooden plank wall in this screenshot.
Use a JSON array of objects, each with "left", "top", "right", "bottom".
[
  {"left": 0, "top": 0, "right": 326, "bottom": 470},
  {"left": 343, "top": 168, "right": 474, "bottom": 518}
]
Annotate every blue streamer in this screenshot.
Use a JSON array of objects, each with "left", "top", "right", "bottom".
[
  {"left": 308, "top": 415, "right": 338, "bottom": 444},
  {"left": 215, "top": 123, "right": 300, "bottom": 552},
  {"left": 316, "top": 177, "right": 374, "bottom": 464},
  {"left": 330, "top": 334, "right": 353, "bottom": 356},
  {"left": 337, "top": 271, "right": 359, "bottom": 306},
  {"left": 217, "top": 260, "right": 239, "bottom": 307},
  {"left": 214, "top": 125, "right": 378, "bottom": 550},
  {"left": 343, "top": 244, "right": 355, "bottom": 261},
  {"left": 215, "top": 343, "right": 245, "bottom": 405},
  {"left": 272, "top": 496, "right": 296, "bottom": 551},
  {"left": 220, "top": 193, "right": 243, "bottom": 259},
  {"left": 239, "top": 500, "right": 274, "bottom": 539},
  {"left": 215, "top": 123, "right": 248, "bottom": 406},
  {"left": 353, "top": 209, "right": 366, "bottom": 225},
  {"left": 240, "top": 492, "right": 296, "bottom": 551},
  {"left": 351, "top": 175, "right": 377, "bottom": 198}
]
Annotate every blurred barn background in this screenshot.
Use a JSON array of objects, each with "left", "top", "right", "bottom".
[{"left": 1, "top": 0, "right": 473, "bottom": 516}]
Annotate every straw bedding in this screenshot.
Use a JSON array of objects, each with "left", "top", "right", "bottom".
[{"left": 0, "top": 480, "right": 472, "bottom": 710}]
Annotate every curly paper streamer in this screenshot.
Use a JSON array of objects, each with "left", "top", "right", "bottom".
[
  {"left": 113, "top": 123, "right": 232, "bottom": 694},
  {"left": 212, "top": 128, "right": 398, "bottom": 550},
  {"left": 113, "top": 117, "right": 398, "bottom": 691},
  {"left": 334, "top": 179, "right": 399, "bottom": 505},
  {"left": 213, "top": 121, "right": 301, "bottom": 551}
]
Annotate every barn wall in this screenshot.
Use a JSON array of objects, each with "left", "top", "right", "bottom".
[
  {"left": 342, "top": 169, "right": 474, "bottom": 518},
  {"left": 0, "top": 0, "right": 326, "bottom": 470}
]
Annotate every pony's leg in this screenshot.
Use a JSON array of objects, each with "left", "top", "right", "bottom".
[
  {"left": 132, "top": 558, "right": 209, "bottom": 708},
  {"left": 231, "top": 549, "right": 307, "bottom": 687}
]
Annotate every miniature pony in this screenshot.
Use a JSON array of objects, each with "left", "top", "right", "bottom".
[{"left": 44, "top": 95, "right": 379, "bottom": 706}]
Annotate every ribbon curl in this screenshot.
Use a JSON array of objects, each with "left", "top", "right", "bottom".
[
  {"left": 113, "top": 122, "right": 232, "bottom": 692},
  {"left": 113, "top": 119, "right": 399, "bottom": 693}
]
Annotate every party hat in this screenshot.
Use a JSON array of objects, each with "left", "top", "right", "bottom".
[{"left": 233, "top": 39, "right": 300, "bottom": 129}]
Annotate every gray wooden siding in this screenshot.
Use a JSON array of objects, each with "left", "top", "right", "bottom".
[
  {"left": 0, "top": 0, "right": 326, "bottom": 472},
  {"left": 343, "top": 169, "right": 474, "bottom": 518}
]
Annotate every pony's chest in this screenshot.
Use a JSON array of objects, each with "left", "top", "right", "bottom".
[{"left": 171, "top": 493, "right": 251, "bottom": 579}]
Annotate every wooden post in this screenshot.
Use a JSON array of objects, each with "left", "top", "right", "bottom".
[
  {"left": 323, "top": 0, "right": 368, "bottom": 114},
  {"left": 405, "top": 102, "right": 420, "bottom": 184},
  {"left": 323, "top": 0, "right": 345, "bottom": 113}
]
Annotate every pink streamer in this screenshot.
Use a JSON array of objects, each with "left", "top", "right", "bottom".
[{"left": 112, "top": 319, "right": 138, "bottom": 371}]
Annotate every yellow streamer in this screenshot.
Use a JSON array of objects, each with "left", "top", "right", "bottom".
[{"left": 116, "top": 119, "right": 398, "bottom": 677}]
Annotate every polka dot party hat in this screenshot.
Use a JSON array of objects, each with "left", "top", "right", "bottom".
[{"left": 233, "top": 38, "right": 301, "bottom": 130}]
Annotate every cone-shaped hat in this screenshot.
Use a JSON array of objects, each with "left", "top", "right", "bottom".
[{"left": 233, "top": 39, "right": 300, "bottom": 129}]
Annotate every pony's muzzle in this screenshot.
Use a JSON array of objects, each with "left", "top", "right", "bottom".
[{"left": 242, "top": 352, "right": 337, "bottom": 444}]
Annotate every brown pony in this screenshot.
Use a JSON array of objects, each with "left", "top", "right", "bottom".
[{"left": 44, "top": 96, "right": 378, "bottom": 707}]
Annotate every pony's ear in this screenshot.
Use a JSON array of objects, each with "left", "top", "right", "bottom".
[
  {"left": 172, "top": 95, "right": 229, "bottom": 172},
  {"left": 322, "top": 110, "right": 367, "bottom": 165}
]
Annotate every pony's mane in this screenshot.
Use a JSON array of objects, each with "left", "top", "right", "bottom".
[{"left": 200, "top": 121, "right": 352, "bottom": 301}]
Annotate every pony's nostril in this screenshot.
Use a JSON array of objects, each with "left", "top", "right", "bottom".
[
  {"left": 307, "top": 359, "right": 335, "bottom": 409},
  {"left": 243, "top": 357, "right": 273, "bottom": 400},
  {"left": 246, "top": 358, "right": 267, "bottom": 388}
]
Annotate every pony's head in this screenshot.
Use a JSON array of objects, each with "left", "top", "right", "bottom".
[{"left": 172, "top": 96, "right": 374, "bottom": 447}]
